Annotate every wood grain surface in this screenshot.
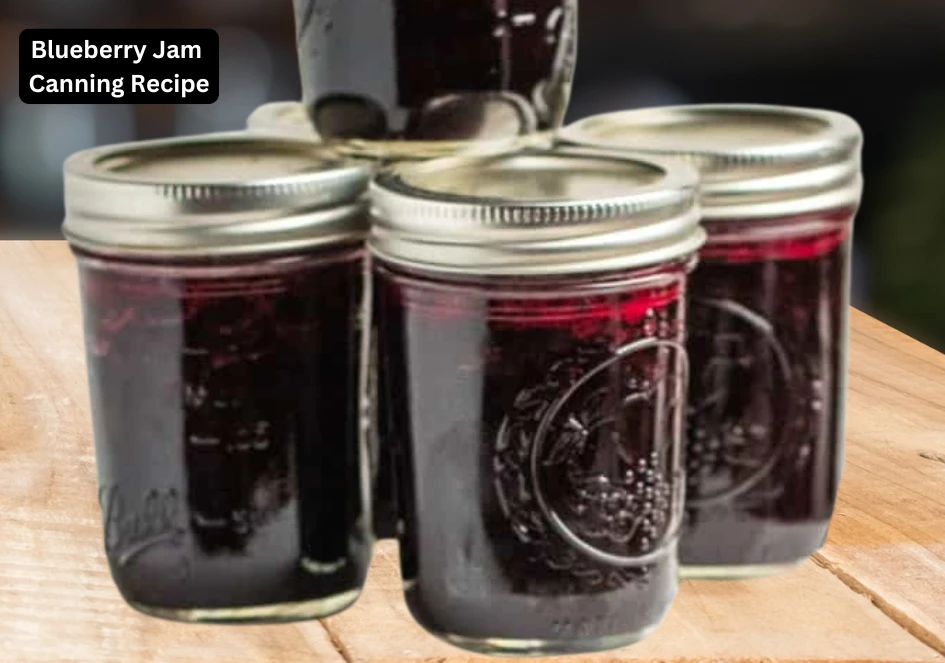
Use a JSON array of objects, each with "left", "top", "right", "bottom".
[
  {"left": 0, "top": 241, "right": 943, "bottom": 663},
  {"left": 815, "top": 312, "right": 945, "bottom": 654}
]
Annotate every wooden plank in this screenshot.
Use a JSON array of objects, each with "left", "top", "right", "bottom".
[
  {"left": 0, "top": 241, "right": 942, "bottom": 662},
  {"left": 0, "top": 242, "right": 346, "bottom": 663},
  {"left": 814, "top": 310, "right": 945, "bottom": 654},
  {"left": 323, "top": 541, "right": 941, "bottom": 663}
]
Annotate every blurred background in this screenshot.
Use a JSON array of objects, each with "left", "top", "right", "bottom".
[{"left": 0, "top": 0, "right": 943, "bottom": 350}]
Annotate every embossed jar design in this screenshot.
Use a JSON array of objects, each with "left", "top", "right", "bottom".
[
  {"left": 292, "top": 0, "right": 578, "bottom": 159},
  {"left": 561, "top": 105, "right": 864, "bottom": 578},
  {"left": 63, "top": 133, "right": 373, "bottom": 622},
  {"left": 370, "top": 149, "right": 705, "bottom": 654}
]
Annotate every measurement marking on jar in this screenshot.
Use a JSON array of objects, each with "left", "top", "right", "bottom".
[
  {"left": 192, "top": 512, "right": 229, "bottom": 529},
  {"left": 552, "top": 614, "right": 622, "bottom": 637},
  {"left": 302, "top": 557, "right": 347, "bottom": 574}
]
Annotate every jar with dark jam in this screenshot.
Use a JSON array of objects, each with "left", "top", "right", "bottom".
[
  {"left": 244, "top": 102, "right": 405, "bottom": 542},
  {"left": 561, "top": 105, "right": 864, "bottom": 578},
  {"left": 370, "top": 149, "right": 705, "bottom": 654},
  {"left": 292, "top": 0, "right": 577, "bottom": 158},
  {"left": 243, "top": 98, "right": 556, "bottom": 544},
  {"left": 63, "top": 133, "right": 374, "bottom": 622}
]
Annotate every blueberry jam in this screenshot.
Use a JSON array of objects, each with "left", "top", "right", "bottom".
[
  {"left": 293, "top": 0, "right": 576, "bottom": 144},
  {"left": 77, "top": 248, "right": 371, "bottom": 619},
  {"left": 374, "top": 261, "right": 689, "bottom": 649},
  {"left": 681, "top": 210, "right": 854, "bottom": 571},
  {"left": 366, "top": 326, "right": 399, "bottom": 540}
]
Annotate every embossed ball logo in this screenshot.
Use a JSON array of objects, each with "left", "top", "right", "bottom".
[
  {"left": 685, "top": 299, "right": 793, "bottom": 507},
  {"left": 493, "top": 338, "right": 686, "bottom": 575}
]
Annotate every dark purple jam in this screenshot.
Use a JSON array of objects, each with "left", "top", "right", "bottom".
[
  {"left": 76, "top": 248, "right": 371, "bottom": 620},
  {"left": 366, "top": 329, "right": 399, "bottom": 540},
  {"left": 681, "top": 210, "right": 855, "bottom": 571},
  {"left": 294, "top": 0, "right": 576, "bottom": 143},
  {"left": 374, "top": 261, "right": 689, "bottom": 651}
]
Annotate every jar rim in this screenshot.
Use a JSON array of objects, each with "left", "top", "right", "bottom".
[
  {"left": 62, "top": 131, "right": 370, "bottom": 258},
  {"left": 558, "top": 104, "right": 864, "bottom": 220},
  {"left": 369, "top": 146, "right": 706, "bottom": 275}
]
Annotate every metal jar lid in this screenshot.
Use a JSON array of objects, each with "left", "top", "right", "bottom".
[
  {"left": 559, "top": 105, "right": 864, "bottom": 220},
  {"left": 246, "top": 101, "right": 319, "bottom": 139},
  {"left": 63, "top": 131, "right": 370, "bottom": 259},
  {"left": 369, "top": 147, "right": 705, "bottom": 276}
]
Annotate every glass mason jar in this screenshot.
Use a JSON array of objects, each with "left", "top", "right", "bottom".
[
  {"left": 292, "top": 0, "right": 578, "bottom": 159},
  {"left": 243, "top": 98, "right": 408, "bottom": 544},
  {"left": 561, "top": 105, "right": 864, "bottom": 578},
  {"left": 241, "top": 99, "right": 549, "bottom": 543},
  {"left": 244, "top": 101, "right": 408, "bottom": 542},
  {"left": 370, "top": 148, "right": 705, "bottom": 654},
  {"left": 62, "top": 133, "right": 374, "bottom": 622}
]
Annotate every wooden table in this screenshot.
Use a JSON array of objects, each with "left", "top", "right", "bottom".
[{"left": 1, "top": 240, "right": 943, "bottom": 663}]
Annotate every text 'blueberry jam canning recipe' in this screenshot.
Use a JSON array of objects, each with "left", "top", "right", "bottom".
[
  {"left": 63, "top": 133, "right": 374, "bottom": 623},
  {"left": 561, "top": 104, "right": 864, "bottom": 577},
  {"left": 369, "top": 148, "right": 704, "bottom": 655}
]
